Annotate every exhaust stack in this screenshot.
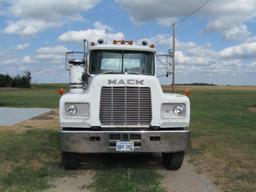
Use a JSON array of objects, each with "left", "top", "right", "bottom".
[{"left": 65, "top": 52, "right": 85, "bottom": 94}]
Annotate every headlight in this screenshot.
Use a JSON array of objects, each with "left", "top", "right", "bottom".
[
  {"left": 65, "top": 104, "right": 77, "bottom": 115},
  {"left": 64, "top": 103, "right": 89, "bottom": 118},
  {"left": 161, "top": 103, "right": 186, "bottom": 118},
  {"left": 173, "top": 105, "right": 185, "bottom": 116}
]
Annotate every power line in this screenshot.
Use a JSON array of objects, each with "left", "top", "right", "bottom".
[
  {"left": 157, "top": 0, "right": 211, "bottom": 81},
  {"left": 156, "top": 0, "right": 211, "bottom": 48},
  {"left": 175, "top": 0, "right": 211, "bottom": 25}
]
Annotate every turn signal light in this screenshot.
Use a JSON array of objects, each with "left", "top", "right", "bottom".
[
  {"left": 58, "top": 88, "right": 65, "bottom": 95},
  {"left": 150, "top": 44, "right": 155, "bottom": 48},
  {"left": 90, "top": 42, "right": 95, "bottom": 46},
  {"left": 128, "top": 41, "right": 133, "bottom": 45},
  {"left": 184, "top": 89, "right": 191, "bottom": 97},
  {"left": 112, "top": 40, "right": 134, "bottom": 45}
]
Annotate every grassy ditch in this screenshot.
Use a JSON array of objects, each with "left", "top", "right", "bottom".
[
  {"left": 187, "top": 89, "right": 256, "bottom": 192},
  {"left": 0, "top": 129, "right": 67, "bottom": 192}
]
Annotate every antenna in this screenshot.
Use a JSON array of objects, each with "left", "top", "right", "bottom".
[
  {"left": 83, "top": 39, "right": 88, "bottom": 71},
  {"left": 170, "top": 0, "right": 210, "bottom": 92},
  {"left": 172, "top": 23, "right": 175, "bottom": 92}
]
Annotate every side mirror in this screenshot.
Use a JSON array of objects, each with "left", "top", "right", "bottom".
[
  {"left": 82, "top": 73, "right": 91, "bottom": 83},
  {"left": 68, "top": 59, "right": 85, "bottom": 65}
]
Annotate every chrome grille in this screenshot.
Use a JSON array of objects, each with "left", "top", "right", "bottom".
[{"left": 100, "top": 87, "right": 152, "bottom": 126}]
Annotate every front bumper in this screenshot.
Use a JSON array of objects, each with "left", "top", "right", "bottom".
[{"left": 60, "top": 129, "right": 190, "bottom": 153}]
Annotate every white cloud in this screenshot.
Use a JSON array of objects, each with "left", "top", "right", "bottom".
[
  {"left": 10, "top": 0, "right": 100, "bottom": 20},
  {"left": 93, "top": 21, "right": 113, "bottom": 31},
  {"left": 223, "top": 25, "right": 250, "bottom": 40},
  {"left": 4, "top": 0, "right": 101, "bottom": 35},
  {"left": 22, "top": 56, "right": 33, "bottom": 63},
  {"left": 116, "top": 0, "right": 256, "bottom": 40},
  {"left": 1, "top": 59, "right": 18, "bottom": 66},
  {"left": 219, "top": 41, "right": 256, "bottom": 59},
  {"left": 205, "top": 19, "right": 251, "bottom": 40},
  {"left": 245, "top": 36, "right": 256, "bottom": 43},
  {"left": 5, "top": 19, "right": 59, "bottom": 36},
  {"left": 149, "top": 33, "right": 256, "bottom": 81},
  {"left": 35, "top": 46, "right": 68, "bottom": 62},
  {"left": 16, "top": 43, "right": 30, "bottom": 50},
  {"left": 59, "top": 21, "right": 124, "bottom": 43},
  {"left": 157, "top": 17, "right": 176, "bottom": 26}
]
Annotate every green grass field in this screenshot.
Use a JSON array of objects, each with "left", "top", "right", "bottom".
[
  {"left": 0, "top": 85, "right": 255, "bottom": 192},
  {"left": 0, "top": 84, "right": 68, "bottom": 108},
  {"left": 188, "top": 88, "right": 256, "bottom": 192},
  {"left": 0, "top": 130, "right": 68, "bottom": 192}
]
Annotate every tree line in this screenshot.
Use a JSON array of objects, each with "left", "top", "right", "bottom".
[{"left": 0, "top": 71, "right": 32, "bottom": 88}]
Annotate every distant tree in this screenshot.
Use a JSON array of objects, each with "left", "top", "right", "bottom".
[
  {"left": 5, "top": 74, "right": 12, "bottom": 87},
  {"left": 0, "top": 74, "right": 7, "bottom": 87},
  {"left": 0, "top": 71, "right": 32, "bottom": 88},
  {"left": 11, "top": 75, "right": 21, "bottom": 87},
  {"left": 21, "top": 71, "right": 32, "bottom": 88}
]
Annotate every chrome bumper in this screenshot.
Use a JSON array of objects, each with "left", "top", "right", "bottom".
[{"left": 60, "top": 129, "right": 190, "bottom": 153}]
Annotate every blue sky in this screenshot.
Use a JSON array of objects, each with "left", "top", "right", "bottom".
[{"left": 0, "top": 0, "right": 256, "bottom": 85}]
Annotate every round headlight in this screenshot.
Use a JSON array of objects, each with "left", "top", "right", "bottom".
[
  {"left": 173, "top": 105, "right": 185, "bottom": 116},
  {"left": 65, "top": 104, "right": 77, "bottom": 115}
]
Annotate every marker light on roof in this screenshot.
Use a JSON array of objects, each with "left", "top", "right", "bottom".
[
  {"left": 97, "top": 39, "right": 104, "bottom": 44},
  {"left": 142, "top": 40, "right": 148, "bottom": 46},
  {"left": 112, "top": 40, "right": 134, "bottom": 45},
  {"left": 128, "top": 41, "right": 133, "bottom": 45}
]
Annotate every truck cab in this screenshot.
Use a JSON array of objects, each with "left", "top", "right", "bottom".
[{"left": 59, "top": 39, "right": 190, "bottom": 170}]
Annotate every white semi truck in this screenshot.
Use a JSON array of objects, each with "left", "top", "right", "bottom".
[{"left": 59, "top": 39, "right": 190, "bottom": 170}]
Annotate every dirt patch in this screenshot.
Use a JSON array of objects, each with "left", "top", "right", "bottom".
[
  {"left": 31, "top": 110, "right": 57, "bottom": 120},
  {"left": 189, "top": 134, "right": 256, "bottom": 192},
  {"left": 45, "top": 171, "right": 95, "bottom": 192},
  {"left": 160, "top": 160, "right": 220, "bottom": 192},
  {"left": 248, "top": 105, "right": 256, "bottom": 112}
]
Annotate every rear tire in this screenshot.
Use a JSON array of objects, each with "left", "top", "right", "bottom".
[
  {"left": 62, "top": 152, "right": 80, "bottom": 170},
  {"left": 162, "top": 152, "right": 185, "bottom": 170}
]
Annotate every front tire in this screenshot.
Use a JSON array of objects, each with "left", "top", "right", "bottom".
[
  {"left": 62, "top": 152, "right": 80, "bottom": 170},
  {"left": 162, "top": 152, "right": 185, "bottom": 170}
]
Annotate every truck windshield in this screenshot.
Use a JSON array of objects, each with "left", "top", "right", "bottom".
[{"left": 89, "top": 50, "right": 154, "bottom": 75}]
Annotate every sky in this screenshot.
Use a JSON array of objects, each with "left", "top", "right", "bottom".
[{"left": 0, "top": 0, "right": 255, "bottom": 85}]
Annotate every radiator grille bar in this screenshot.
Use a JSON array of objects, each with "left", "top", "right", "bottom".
[{"left": 100, "top": 87, "right": 152, "bottom": 126}]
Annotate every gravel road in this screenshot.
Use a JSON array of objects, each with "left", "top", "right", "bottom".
[
  {"left": 46, "top": 154, "right": 220, "bottom": 192},
  {"left": 160, "top": 160, "right": 220, "bottom": 192}
]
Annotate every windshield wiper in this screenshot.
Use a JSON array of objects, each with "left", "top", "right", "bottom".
[
  {"left": 127, "top": 72, "right": 141, "bottom": 75},
  {"left": 102, "top": 71, "right": 121, "bottom": 74}
]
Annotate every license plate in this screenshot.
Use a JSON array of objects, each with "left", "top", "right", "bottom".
[{"left": 116, "top": 141, "right": 134, "bottom": 152}]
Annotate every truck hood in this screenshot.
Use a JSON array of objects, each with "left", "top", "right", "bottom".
[{"left": 87, "top": 74, "right": 163, "bottom": 91}]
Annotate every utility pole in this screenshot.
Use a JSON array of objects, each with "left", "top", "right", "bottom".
[{"left": 172, "top": 22, "right": 175, "bottom": 92}]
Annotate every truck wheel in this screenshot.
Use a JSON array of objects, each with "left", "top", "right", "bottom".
[
  {"left": 62, "top": 152, "right": 80, "bottom": 170},
  {"left": 162, "top": 152, "right": 185, "bottom": 170}
]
